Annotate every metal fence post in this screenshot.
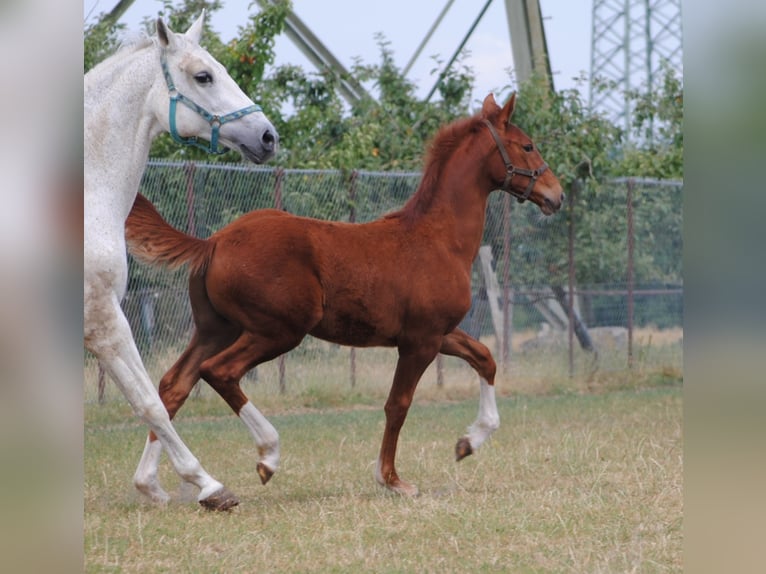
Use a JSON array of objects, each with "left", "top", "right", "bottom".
[
  {"left": 274, "top": 167, "right": 287, "bottom": 394},
  {"left": 185, "top": 161, "right": 196, "bottom": 237},
  {"left": 186, "top": 161, "right": 202, "bottom": 398},
  {"left": 567, "top": 180, "right": 577, "bottom": 378},
  {"left": 97, "top": 363, "right": 106, "bottom": 404},
  {"left": 502, "top": 193, "right": 512, "bottom": 370},
  {"left": 627, "top": 178, "right": 635, "bottom": 368}
]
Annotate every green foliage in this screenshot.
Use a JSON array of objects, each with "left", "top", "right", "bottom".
[
  {"left": 260, "top": 33, "right": 475, "bottom": 172},
  {"left": 219, "top": 0, "right": 291, "bottom": 97},
  {"left": 612, "top": 64, "right": 684, "bottom": 178},
  {"left": 83, "top": 14, "right": 125, "bottom": 72}
]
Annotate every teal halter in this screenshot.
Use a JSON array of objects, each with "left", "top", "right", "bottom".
[{"left": 160, "top": 49, "right": 262, "bottom": 154}]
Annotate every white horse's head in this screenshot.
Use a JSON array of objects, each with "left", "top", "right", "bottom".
[{"left": 154, "top": 12, "right": 278, "bottom": 163}]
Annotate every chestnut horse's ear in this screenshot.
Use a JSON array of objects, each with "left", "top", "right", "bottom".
[
  {"left": 498, "top": 93, "right": 517, "bottom": 126},
  {"left": 481, "top": 93, "right": 500, "bottom": 119}
]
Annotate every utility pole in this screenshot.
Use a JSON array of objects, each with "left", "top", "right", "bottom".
[{"left": 590, "top": 0, "right": 682, "bottom": 137}]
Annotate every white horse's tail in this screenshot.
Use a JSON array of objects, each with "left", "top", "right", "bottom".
[{"left": 126, "top": 193, "right": 213, "bottom": 275}]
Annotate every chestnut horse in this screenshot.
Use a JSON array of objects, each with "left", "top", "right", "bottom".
[{"left": 126, "top": 93, "right": 563, "bottom": 499}]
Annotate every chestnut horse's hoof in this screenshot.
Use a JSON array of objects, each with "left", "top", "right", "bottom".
[
  {"left": 455, "top": 437, "right": 473, "bottom": 461},
  {"left": 384, "top": 478, "right": 420, "bottom": 497},
  {"left": 257, "top": 462, "right": 274, "bottom": 485},
  {"left": 199, "top": 487, "right": 239, "bottom": 511}
]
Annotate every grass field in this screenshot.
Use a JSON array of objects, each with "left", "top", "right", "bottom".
[{"left": 85, "top": 378, "right": 682, "bottom": 572}]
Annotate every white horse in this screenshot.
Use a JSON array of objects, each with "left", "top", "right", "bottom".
[{"left": 84, "top": 12, "right": 278, "bottom": 510}]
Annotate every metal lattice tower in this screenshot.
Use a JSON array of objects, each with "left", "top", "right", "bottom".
[{"left": 589, "top": 0, "right": 682, "bottom": 136}]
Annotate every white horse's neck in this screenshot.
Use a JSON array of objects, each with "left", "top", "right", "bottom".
[{"left": 85, "top": 40, "right": 166, "bottom": 221}]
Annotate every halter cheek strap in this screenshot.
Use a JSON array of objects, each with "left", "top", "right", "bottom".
[
  {"left": 482, "top": 119, "right": 548, "bottom": 203},
  {"left": 160, "top": 49, "right": 262, "bottom": 155}
]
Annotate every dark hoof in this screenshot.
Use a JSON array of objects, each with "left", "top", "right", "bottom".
[
  {"left": 257, "top": 462, "right": 274, "bottom": 485},
  {"left": 199, "top": 487, "right": 239, "bottom": 511},
  {"left": 455, "top": 437, "right": 473, "bottom": 461}
]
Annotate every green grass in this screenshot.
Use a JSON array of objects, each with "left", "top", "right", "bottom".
[{"left": 85, "top": 385, "right": 682, "bottom": 573}]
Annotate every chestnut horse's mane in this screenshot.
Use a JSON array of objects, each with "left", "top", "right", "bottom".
[{"left": 393, "top": 113, "right": 487, "bottom": 223}]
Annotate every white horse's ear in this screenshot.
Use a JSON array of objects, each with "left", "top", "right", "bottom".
[
  {"left": 184, "top": 10, "right": 206, "bottom": 44},
  {"left": 156, "top": 18, "right": 175, "bottom": 49}
]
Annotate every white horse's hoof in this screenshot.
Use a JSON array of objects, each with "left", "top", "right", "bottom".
[{"left": 199, "top": 487, "right": 239, "bottom": 511}]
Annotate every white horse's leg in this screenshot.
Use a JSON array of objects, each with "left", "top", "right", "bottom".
[
  {"left": 133, "top": 437, "right": 168, "bottom": 504},
  {"left": 85, "top": 291, "right": 235, "bottom": 508},
  {"left": 96, "top": 322, "right": 226, "bottom": 501},
  {"left": 238, "top": 401, "right": 280, "bottom": 484}
]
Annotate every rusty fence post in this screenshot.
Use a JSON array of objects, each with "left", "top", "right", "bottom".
[
  {"left": 185, "top": 161, "right": 196, "bottom": 237},
  {"left": 274, "top": 168, "right": 287, "bottom": 394},
  {"left": 185, "top": 162, "right": 203, "bottom": 397},
  {"left": 567, "top": 181, "right": 577, "bottom": 378},
  {"left": 502, "top": 193, "right": 512, "bottom": 371},
  {"left": 348, "top": 170, "right": 358, "bottom": 388},
  {"left": 97, "top": 363, "right": 106, "bottom": 404}
]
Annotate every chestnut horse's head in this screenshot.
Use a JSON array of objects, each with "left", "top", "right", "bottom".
[{"left": 480, "top": 93, "right": 564, "bottom": 215}]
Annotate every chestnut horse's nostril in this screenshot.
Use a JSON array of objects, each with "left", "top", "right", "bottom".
[
  {"left": 544, "top": 194, "right": 564, "bottom": 212},
  {"left": 544, "top": 197, "right": 555, "bottom": 211},
  {"left": 262, "top": 129, "right": 276, "bottom": 151}
]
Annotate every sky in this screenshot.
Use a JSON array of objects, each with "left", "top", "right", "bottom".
[{"left": 84, "top": 0, "right": 592, "bottom": 104}]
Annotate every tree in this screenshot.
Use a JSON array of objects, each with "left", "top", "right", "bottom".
[{"left": 612, "top": 63, "right": 684, "bottom": 179}]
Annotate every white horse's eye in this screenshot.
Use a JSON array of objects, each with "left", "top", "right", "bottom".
[{"left": 194, "top": 71, "right": 213, "bottom": 85}]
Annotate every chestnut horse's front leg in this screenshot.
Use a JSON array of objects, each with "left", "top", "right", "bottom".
[
  {"left": 375, "top": 340, "right": 441, "bottom": 496},
  {"left": 439, "top": 328, "right": 500, "bottom": 460}
]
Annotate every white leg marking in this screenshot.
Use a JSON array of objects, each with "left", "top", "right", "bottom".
[
  {"left": 374, "top": 457, "right": 385, "bottom": 487},
  {"left": 239, "top": 401, "right": 280, "bottom": 472},
  {"left": 133, "top": 437, "right": 170, "bottom": 504},
  {"left": 465, "top": 378, "right": 500, "bottom": 451}
]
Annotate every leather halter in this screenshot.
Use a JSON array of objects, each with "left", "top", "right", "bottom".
[
  {"left": 482, "top": 119, "right": 548, "bottom": 203},
  {"left": 160, "top": 49, "right": 262, "bottom": 155}
]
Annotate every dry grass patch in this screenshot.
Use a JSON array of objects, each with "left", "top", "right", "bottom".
[{"left": 85, "top": 386, "right": 682, "bottom": 572}]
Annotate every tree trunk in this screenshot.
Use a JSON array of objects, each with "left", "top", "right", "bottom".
[{"left": 551, "top": 284, "right": 595, "bottom": 353}]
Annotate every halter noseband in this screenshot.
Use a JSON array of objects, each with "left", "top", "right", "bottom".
[
  {"left": 160, "top": 49, "right": 262, "bottom": 155},
  {"left": 482, "top": 119, "right": 548, "bottom": 203}
]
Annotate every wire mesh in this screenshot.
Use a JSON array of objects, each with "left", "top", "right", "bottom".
[{"left": 85, "top": 163, "right": 682, "bottom": 403}]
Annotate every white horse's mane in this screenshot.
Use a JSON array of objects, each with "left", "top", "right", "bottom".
[{"left": 116, "top": 32, "right": 156, "bottom": 55}]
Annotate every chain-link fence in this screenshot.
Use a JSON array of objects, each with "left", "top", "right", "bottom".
[{"left": 86, "top": 160, "right": 682, "bottom": 403}]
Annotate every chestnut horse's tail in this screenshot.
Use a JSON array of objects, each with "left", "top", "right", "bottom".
[{"left": 126, "top": 193, "right": 213, "bottom": 275}]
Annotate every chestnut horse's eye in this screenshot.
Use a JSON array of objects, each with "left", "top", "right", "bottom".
[
  {"left": 522, "top": 143, "right": 534, "bottom": 152},
  {"left": 194, "top": 71, "right": 213, "bottom": 85}
]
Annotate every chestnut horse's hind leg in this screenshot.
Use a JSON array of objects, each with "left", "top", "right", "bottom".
[
  {"left": 439, "top": 329, "right": 500, "bottom": 460},
  {"left": 375, "top": 339, "right": 442, "bottom": 496},
  {"left": 199, "top": 330, "right": 306, "bottom": 486}
]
